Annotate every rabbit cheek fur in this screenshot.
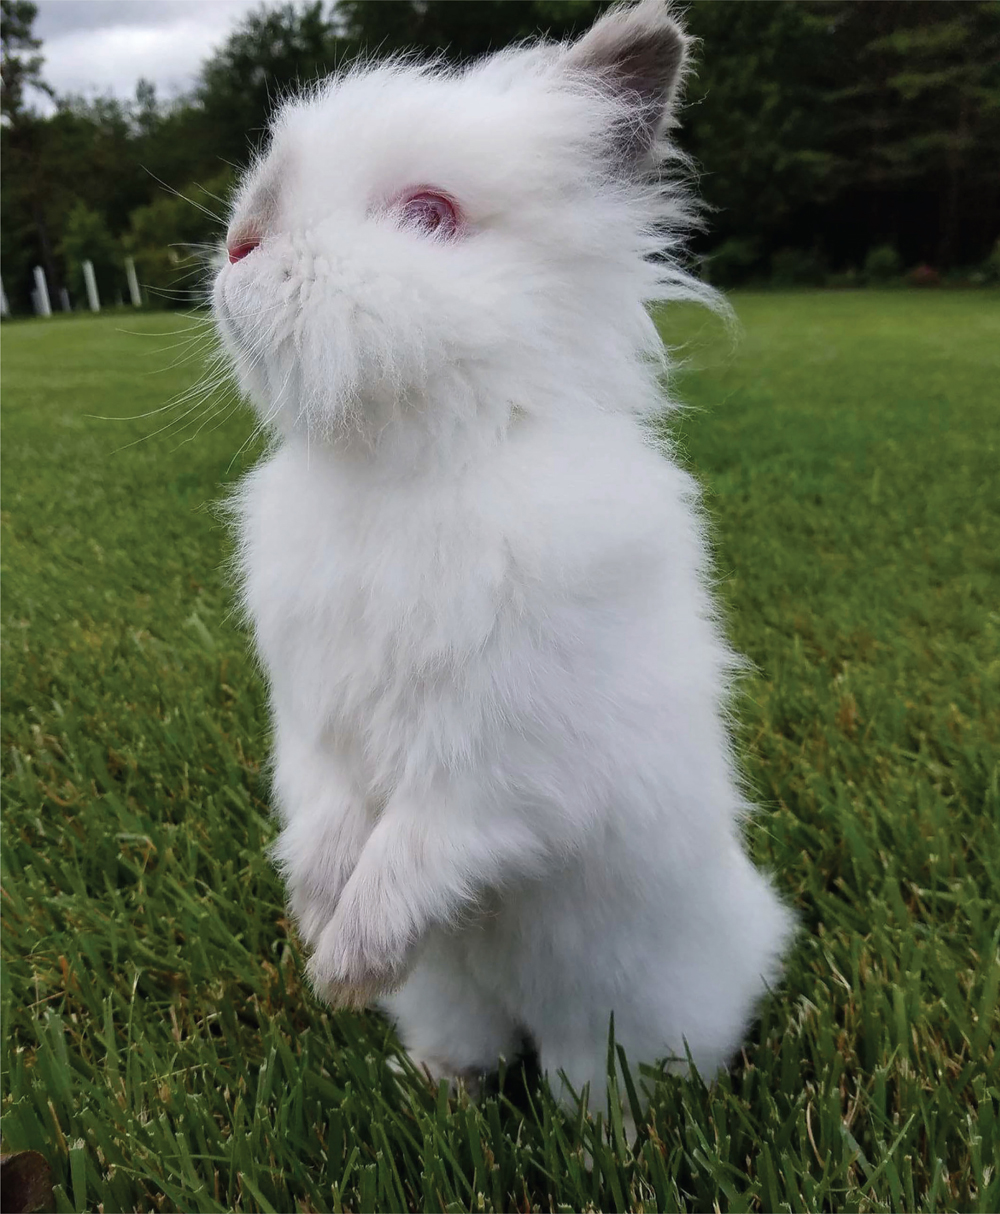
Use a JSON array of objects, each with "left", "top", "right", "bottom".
[{"left": 217, "top": 0, "right": 794, "bottom": 1116}]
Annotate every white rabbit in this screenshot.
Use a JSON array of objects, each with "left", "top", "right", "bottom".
[{"left": 214, "top": 0, "right": 793, "bottom": 1122}]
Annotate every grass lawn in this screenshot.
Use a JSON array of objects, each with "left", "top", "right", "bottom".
[{"left": 2, "top": 291, "right": 998, "bottom": 1213}]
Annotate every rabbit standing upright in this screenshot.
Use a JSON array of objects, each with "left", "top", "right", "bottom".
[{"left": 214, "top": 0, "right": 793, "bottom": 1119}]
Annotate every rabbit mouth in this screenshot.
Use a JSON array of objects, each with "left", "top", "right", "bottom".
[{"left": 216, "top": 250, "right": 300, "bottom": 354}]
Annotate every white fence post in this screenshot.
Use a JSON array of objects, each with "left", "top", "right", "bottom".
[
  {"left": 60, "top": 287, "right": 71, "bottom": 311},
  {"left": 0, "top": 277, "right": 9, "bottom": 317},
  {"left": 33, "top": 266, "right": 52, "bottom": 316},
  {"left": 124, "top": 256, "right": 142, "bottom": 307},
  {"left": 82, "top": 260, "right": 100, "bottom": 312}
]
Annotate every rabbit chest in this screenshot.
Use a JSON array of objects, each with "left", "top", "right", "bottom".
[{"left": 237, "top": 443, "right": 520, "bottom": 783}]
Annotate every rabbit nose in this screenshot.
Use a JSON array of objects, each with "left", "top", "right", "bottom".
[{"left": 228, "top": 238, "right": 261, "bottom": 264}]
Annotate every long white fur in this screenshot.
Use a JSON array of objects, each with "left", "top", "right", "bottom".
[{"left": 214, "top": 0, "right": 793, "bottom": 1119}]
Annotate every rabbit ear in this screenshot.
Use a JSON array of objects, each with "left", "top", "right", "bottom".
[{"left": 562, "top": 0, "right": 689, "bottom": 166}]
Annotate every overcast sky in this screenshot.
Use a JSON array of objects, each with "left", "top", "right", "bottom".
[{"left": 31, "top": 0, "right": 283, "bottom": 109}]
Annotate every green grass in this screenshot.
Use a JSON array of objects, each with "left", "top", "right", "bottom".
[{"left": 2, "top": 291, "right": 998, "bottom": 1213}]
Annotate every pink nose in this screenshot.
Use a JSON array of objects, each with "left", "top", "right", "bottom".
[{"left": 228, "top": 239, "right": 260, "bottom": 264}]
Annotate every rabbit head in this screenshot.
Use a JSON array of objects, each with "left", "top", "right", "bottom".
[{"left": 213, "top": 0, "right": 705, "bottom": 449}]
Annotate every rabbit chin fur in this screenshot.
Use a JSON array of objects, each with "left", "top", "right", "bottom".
[{"left": 216, "top": 0, "right": 793, "bottom": 1117}]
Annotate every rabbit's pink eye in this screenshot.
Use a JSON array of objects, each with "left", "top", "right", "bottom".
[{"left": 399, "top": 191, "right": 459, "bottom": 238}]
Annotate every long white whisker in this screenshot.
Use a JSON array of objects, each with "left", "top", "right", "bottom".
[
  {"left": 91, "top": 363, "right": 232, "bottom": 423},
  {"left": 142, "top": 167, "right": 225, "bottom": 224}
]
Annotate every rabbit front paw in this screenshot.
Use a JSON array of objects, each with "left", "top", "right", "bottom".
[{"left": 306, "top": 873, "right": 414, "bottom": 1008}]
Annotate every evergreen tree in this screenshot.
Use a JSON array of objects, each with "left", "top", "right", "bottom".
[
  {"left": 196, "top": 2, "right": 343, "bottom": 168},
  {"left": 1, "top": 0, "right": 51, "bottom": 123}
]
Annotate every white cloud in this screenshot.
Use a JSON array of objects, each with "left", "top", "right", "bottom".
[{"left": 29, "top": 0, "right": 271, "bottom": 110}]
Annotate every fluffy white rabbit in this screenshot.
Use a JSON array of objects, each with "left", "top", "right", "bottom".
[{"left": 214, "top": 0, "right": 793, "bottom": 1120}]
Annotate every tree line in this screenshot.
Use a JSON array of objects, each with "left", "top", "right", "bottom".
[{"left": 2, "top": 0, "right": 998, "bottom": 313}]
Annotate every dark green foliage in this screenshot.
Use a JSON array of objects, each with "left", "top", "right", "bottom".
[
  {"left": 982, "top": 238, "right": 1000, "bottom": 283},
  {"left": 59, "top": 203, "right": 122, "bottom": 306},
  {"left": 682, "top": 1, "right": 1000, "bottom": 278},
  {"left": 842, "top": 2, "right": 1000, "bottom": 268},
  {"left": 2, "top": 292, "right": 998, "bottom": 1210},
  {"left": 679, "top": 1, "right": 838, "bottom": 280},
  {"left": 1, "top": 94, "right": 149, "bottom": 309},
  {"left": 124, "top": 173, "right": 235, "bottom": 309},
  {"left": 770, "top": 248, "right": 827, "bottom": 288},
  {"left": 336, "top": 0, "right": 604, "bottom": 60},
  {"left": 196, "top": 2, "right": 345, "bottom": 171},
  {"left": 863, "top": 245, "right": 904, "bottom": 284},
  {"left": 703, "top": 237, "right": 761, "bottom": 288}
]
